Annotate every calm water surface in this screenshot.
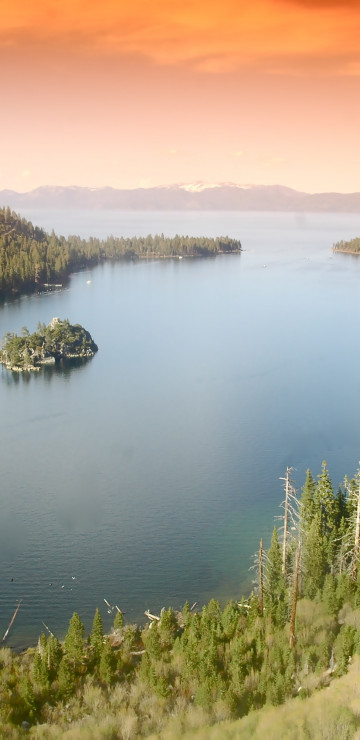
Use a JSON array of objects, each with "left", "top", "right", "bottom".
[{"left": 2, "top": 210, "right": 360, "bottom": 649}]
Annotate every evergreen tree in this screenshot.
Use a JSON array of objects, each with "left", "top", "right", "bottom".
[
  {"left": 18, "top": 676, "right": 36, "bottom": 718},
  {"left": 64, "top": 612, "right": 85, "bottom": 667},
  {"left": 90, "top": 608, "right": 104, "bottom": 661},
  {"left": 302, "top": 512, "right": 326, "bottom": 598},
  {"left": 300, "top": 469, "right": 315, "bottom": 534},
  {"left": 314, "top": 462, "right": 337, "bottom": 564},
  {"left": 264, "top": 527, "right": 287, "bottom": 624},
  {"left": 322, "top": 573, "right": 339, "bottom": 616},
  {"left": 47, "top": 635, "right": 63, "bottom": 680},
  {"left": 113, "top": 609, "right": 124, "bottom": 630},
  {"left": 158, "top": 607, "right": 178, "bottom": 649},
  {"left": 143, "top": 623, "right": 162, "bottom": 661},
  {"left": 57, "top": 657, "right": 75, "bottom": 700},
  {"left": 99, "top": 637, "right": 116, "bottom": 684}
]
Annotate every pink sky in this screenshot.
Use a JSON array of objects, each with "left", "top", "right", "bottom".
[{"left": 1, "top": 0, "right": 360, "bottom": 192}]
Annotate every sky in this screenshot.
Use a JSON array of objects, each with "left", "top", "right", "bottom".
[{"left": 1, "top": 0, "right": 360, "bottom": 193}]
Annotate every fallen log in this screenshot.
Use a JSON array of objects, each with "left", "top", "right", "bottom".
[
  {"left": 2, "top": 600, "right": 22, "bottom": 642},
  {"left": 144, "top": 610, "right": 160, "bottom": 622}
]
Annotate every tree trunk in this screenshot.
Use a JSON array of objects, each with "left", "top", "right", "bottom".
[
  {"left": 282, "top": 468, "right": 290, "bottom": 575},
  {"left": 289, "top": 546, "right": 301, "bottom": 649},
  {"left": 352, "top": 479, "right": 360, "bottom": 581},
  {"left": 259, "top": 538, "right": 264, "bottom": 616}
]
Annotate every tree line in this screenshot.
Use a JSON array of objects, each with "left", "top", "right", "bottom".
[
  {"left": 0, "top": 206, "right": 242, "bottom": 296},
  {"left": 333, "top": 237, "right": 360, "bottom": 253},
  {"left": 2, "top": 462, "right": 360, "bottom": 737}
]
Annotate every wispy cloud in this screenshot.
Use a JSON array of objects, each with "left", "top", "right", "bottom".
[{"left": 2, "top": 1, "right": 360, "bottom": 76}]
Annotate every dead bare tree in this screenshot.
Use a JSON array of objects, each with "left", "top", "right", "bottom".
[
  {"left": 278, "top": 467, "right": 299, "bottom": 577},
  {"left": 340, "top": 468, "right": 360, "bottom": 581}
]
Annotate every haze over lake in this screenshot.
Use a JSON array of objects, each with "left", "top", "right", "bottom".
[{"left": 2, "top": 210, "right": 360, "bottom": 650}]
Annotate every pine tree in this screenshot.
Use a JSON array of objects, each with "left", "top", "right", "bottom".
[
  {"left": 264, "top": 527, "right": 287, "bottom": 624},
  {"left": 322, "top": 573, "right": 339, "bottom": 616},
  {"left": 57, "top": 657, "right": 75, "bottom": 700},
  {"left": 99, "top": 637, "right": 116, "bottom": 684},
  {"left": 90, "top": 608, "right": 104, "bottom": 661},
  {"left": 300, "top": 469, "right": 316, "bottom": 533},
  {"left": 18, "top": 676, "right": 36, "bottom": 718},
  {"left": 113, "top": 609, "right": 124, "bottom": 630},
  {"left": 314, "top": 461, "right": 337, "bottom": 565},
  {"left": 302, "top": 512, "right": 326, "bottom": 598},
  {"left": 64, "top": 612, "right": 85, "bottom": 667},
  {"left": 158, "top": 607, "right": 178, "bottom": 649},
  {"left": 143, "top": 623, "right": 162, "bottom": 661},
  {"left": 47, "top": 635, "right": 63, "bottom": 680}
]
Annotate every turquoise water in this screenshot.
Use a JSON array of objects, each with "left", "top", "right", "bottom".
[{"left": 2, "top": 210, "right": 360, "bottom": 650}]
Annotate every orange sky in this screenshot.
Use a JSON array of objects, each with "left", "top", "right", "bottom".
[{"left": 1, "top": 0, "right": 360, "bottom": 192}]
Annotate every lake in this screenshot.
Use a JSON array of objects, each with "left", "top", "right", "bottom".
[{"left": 1, "top": 210, "right": 360, "bottom": 650}]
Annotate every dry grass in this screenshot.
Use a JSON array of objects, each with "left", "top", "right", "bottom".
[{"left": 152, "top": 657, "right": 360, "bottom": 740}]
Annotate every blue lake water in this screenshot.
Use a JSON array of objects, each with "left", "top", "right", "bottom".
[{"left": 2, "top": 210, "right": 360, "bottom": 650}]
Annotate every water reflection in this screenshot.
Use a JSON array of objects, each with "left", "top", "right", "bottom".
[{"left": 1, "top": 357, "right": 93, "bottom": 385}]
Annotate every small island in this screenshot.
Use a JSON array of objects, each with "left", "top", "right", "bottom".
[{"left": 0, "top": 318, "right": 98, "bottom": 371}]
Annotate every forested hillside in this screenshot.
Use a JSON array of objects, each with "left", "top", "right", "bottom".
[
  {"left": 2, "top": 462, "right": 360, "bottom": 738},
  {"left": 0, "top": 206, "right": 241, "bottom": 296}
]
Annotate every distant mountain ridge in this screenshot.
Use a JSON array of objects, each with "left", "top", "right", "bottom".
[{"left": 2, "top": 183, "right": 360, "bottom": 212}]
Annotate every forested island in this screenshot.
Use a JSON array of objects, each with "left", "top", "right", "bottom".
[
  {"left": 0, "top": 318, "right": 98, "bottom": 371},
  {"left": 333, "top": 237, "right": 360, "bottom": 254},
  {"left": 0, "top": 206, "right": 241, "bottom": 297},
  {"left": 2, "top": 462, "right": 360, "bottom": 738}
]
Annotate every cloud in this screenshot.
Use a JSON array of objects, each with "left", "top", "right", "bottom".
[
  {"left": 21, "top": 169, "right": 31, "bottom": 178},
  {"left": 1, "top": 0, "right": 360, "bottom": 76},
  {"left": 283, "top": 0, "right": 359, "bottom": 6},
  {"left": 263, "top": 156, "right": 285, "bottom": 167}
]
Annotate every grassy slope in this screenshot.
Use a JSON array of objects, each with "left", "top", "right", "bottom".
[{"left": 149, "top": 657, "right": 360, "bottom": 740}]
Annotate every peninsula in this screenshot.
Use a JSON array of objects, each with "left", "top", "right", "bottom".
[
  {"left": 333, "top": 237, "right": 360, "bottom": 254},
  {"left": 0, "top": 206, "right": 241, "bottom": 298},
  {"left": 0, "top": 318, "right": 98, "bottom": 371}
]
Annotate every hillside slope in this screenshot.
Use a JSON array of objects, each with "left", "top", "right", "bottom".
[{"left": 156, "top": 656, "right": 360, "bottom": 739}]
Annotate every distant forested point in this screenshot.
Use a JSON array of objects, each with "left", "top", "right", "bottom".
[
  {"left": 333, "top": 237, "right": 360, "bottom": 254},
  {"left": 0, "top": 318, "right": 98, "bottom": 371},
  {"left": 0, "top": 206, "right": 241, "bottom": 296}
]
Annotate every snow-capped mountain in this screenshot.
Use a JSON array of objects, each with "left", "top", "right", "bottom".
[{"left": 1, "top": 183, "right": 360, "bottom": 212}]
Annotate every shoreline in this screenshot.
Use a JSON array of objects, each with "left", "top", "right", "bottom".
[
  {"left": 332, "top": 248, "right": 360, "bottom": 255},
  {"left": 0, "top": 250, "right": 241, "bottom": 300}
]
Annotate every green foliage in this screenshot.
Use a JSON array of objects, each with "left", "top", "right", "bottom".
[
  {"left": 57, "top": 656, "right": 75, "bottom": 700},
  {"left": 143, "top": 623, "right": 163, "bottom": 661},
  {"left": 99, "top": 637, "right": 116, "bottom": 684},
  {"left": 0, "top": 318, "right": 98, "bottom": 369},
  {"left": 334, "top": 237, "right": 360, "bottom": 253},
  {"left": 302, "top": 512, "right": 327, "bottom": 598},
  {"left": 2, "top": 462, "right": 360, "bottom": 737},
  {"left": 158, "top": 607, "right": 178, "bottom": 649},
  {"left": 300, "top": 468, "right": 316, "bottom": 533},
  {"left": 264, "top": 527, "right": 287, "bottom": 624},
  {"left": 113, "top": 610, "right": 124, "bottom": 630},
  {"left": 334, "top": 625, "right": 356, "bottom": 676},
  {"left": 64, "top": 612, "right": 85, "bottom": 667},
  {"left": 89, "top": 608, "right": 104, "bottom": 662},
  {"left": 0, "top": 206, "right": 241, "bottom": 297}
]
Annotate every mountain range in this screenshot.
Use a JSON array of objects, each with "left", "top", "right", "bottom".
[{"left": 2, "top": 183, "right": 360, "bottom": 212}]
